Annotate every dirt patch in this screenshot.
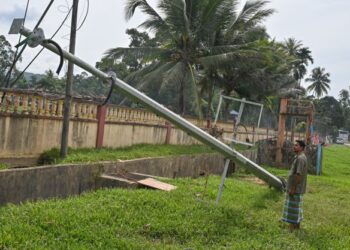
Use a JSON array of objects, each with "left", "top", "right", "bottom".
[{"left": 240, "top": 176, "right": 267, "bottom": 186}]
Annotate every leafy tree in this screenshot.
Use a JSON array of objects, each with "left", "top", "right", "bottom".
[
  {"left": 339, "top": 87, "right": 350, "bottom": 107},
  {"left": 29, "top": 75, "right": 38, "bottom": 88},
  {"left": 339, "top": 87, "right": 350, "bottom": 131},
  {"left": 105, "top": 0, "right": 274, "bottom": 115},
  {"left": 0, "top": 35, "right": 29, "bottom": 89},
  {"left": 95, "top": 28, "right": 161, "bottom": 105},
  {"left": 124, "top": 28, "right": 159, "bottom": 71},
  {"left": 35, "top": 70, "right": 65, "bottom": 93},
  {"left": 209, "top": 39, "right": 297, "bottom": 120},
  {"left": 198, "top": 28, "right": 276, "bottom": 120},
  {"left": 282, "top": 38, "right": 313, "bottom": 84},
  {"left": 11, "top": 74, "right": 29, "bottom": 89},
  {"left": 314, "top": 96, "right": 344, "bottom": 138},
  {"left": 306, "top": 67, "right": 331, "bottom": 98},
  {"left": 96, "top": 57, "right": 130, "bottom": 80},
  {"left": 281, "top": 38, "right": 313, "bottom": 140},
  {"left": 0, "top": 35, "right": 16, "bottom": 86}
]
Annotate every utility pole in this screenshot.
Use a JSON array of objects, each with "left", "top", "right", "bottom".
[{"left": 60, "top": 0, "right": 79, "bottom": 158}]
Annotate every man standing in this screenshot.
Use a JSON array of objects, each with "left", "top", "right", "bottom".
[{"left": 282, "top": 140, "right": 308, "bottom": 232}]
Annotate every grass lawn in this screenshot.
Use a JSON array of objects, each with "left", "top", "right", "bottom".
[
  {"left": 0, "top": 145, "right": 349, "bottom": 249},
  {"left": 37, "top": 144, "right": 216, "bottom": 165},
  {"left": 0, "top": 163, "right": 7, "bottom": 170}
]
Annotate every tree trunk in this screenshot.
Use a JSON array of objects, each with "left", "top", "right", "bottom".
[
  {"left": 207, "top": 85, "right": 213, "bottom": 121},
  {"left": 179, "top": 80, "right": 185, "bottom": 115},
  {"left": 179, "top": 65, "right": 188, "bottom": 115}
]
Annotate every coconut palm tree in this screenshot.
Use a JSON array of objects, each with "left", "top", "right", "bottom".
[
  {"left": 306, "top": 67, "right": 331, "bottom": 98},
  {"left": 281, "top": 38, "right": 313, "bottom": 141},
  {"left": 282, "top": 38, "right": 313, "bottom": 85},
  {"left": 104, "top": 0, "right": 274, "bottom": 115}
]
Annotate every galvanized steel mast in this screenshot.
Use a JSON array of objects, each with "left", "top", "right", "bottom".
[{"left": 19, "top": 26, "right": 284, "bottom": 191}]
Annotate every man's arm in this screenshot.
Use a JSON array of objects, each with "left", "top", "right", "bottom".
[
  {"left": 289, "top": 174, "right": 302, "bottom": 195},
  {"left": 289, "top": 157, "right": 306, "bottom": 195}
]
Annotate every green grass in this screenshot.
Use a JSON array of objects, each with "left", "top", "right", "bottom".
[
  {"left": 37, "top": 144, "right": 216, "bottom": 165},
  {"left": 1, "top": 145, "right": 349, "bottom": 249},
  {"left": 0, "top": 163, "right": 8, "bottom": 170}
]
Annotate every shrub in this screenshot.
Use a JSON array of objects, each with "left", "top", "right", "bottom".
[
  {"left": 37, "top": 148, "right": 60, "bottom": 165},
  {"left": 0, "top": 163, "right": 8, "bottom": 170}
]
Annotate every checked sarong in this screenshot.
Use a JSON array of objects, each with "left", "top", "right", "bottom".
[{"left": 282, "top": 194, "right": 304, "bottom": 224}]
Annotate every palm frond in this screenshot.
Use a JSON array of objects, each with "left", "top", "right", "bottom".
[
  {"left": 225, "top": 0, "right": 274, "bottom": 39},
  {"left": 118, "top": 61, "right": 176, "bottom": 105},
  {"left": 159, "top": 0, "right": 191, "bottom": 36},
  {"left": 197, "top": 0, "right": 236, "bottom": 45},
  {"left": 125, "top": 0, "right": 162, "bottom": 21},
  {"left": 104, "top": 47, "right": 169, "bottom": 62},
  {"left": 198, "top": 50, "right": 258, "bottom": 69},
  {"left": 208, "top": 42, "right": 256, "bottom": 55},
  {"left": 161, "top": 61, "right": 185, "bottom": 90},
  {"left": 125, "top": 0, "right": 167, "bottom": 32},
  {"left": 124, "top": 61, "right": 163, "bottom": 83},
  {"left": 140, "top": 62, "right": 176, "bottom": 89}
]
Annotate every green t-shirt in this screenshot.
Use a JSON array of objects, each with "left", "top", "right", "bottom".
[{"left": 286, "top": 152, "right": 308, "bottom": 194}]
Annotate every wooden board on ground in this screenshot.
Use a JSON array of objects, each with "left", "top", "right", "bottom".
[{"left": 137, "top": 178, "right": 177, "bottom": 192}]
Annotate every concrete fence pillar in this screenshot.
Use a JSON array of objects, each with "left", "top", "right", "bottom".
[
  {"left": 96, "top": 105, "right": 107, "bottom": 148},
  {"left": 165, "top": 121, "right": 172, "bottom": 144}
]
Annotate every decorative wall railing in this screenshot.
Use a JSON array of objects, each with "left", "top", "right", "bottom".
[
  {"left": 0, "top": 89, "right": 303, "bottom": 156},
  {"left": 0, "top": 89, "right": 98, "bottom": 120},
  {"left": 105, "top": 105, "right": 165, "bottom": 125}
]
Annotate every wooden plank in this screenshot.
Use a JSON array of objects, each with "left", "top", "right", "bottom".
[{"left": 137, "top": 178, "right": 177, "bottom": 192}]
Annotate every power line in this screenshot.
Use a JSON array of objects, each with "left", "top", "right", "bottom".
[
  {"left": 5, "top": 0, "right": 55, "bottom": 87},
  {"left": 3, "top": 0, "right": 56, "bottom": 91},
  {"left": 59, "top": 0, "right": 89, "bottom": 43},
  {"left": 3, "top": 0, "right": 30, "bottom": 88},
  {"left": 8, "top": 0, "right": 90, "bottom": 88},
  {"left": 77, "top": 0, "right": 89, "bottom": 31},
  {"left": 34, "top": 0, "right": 55, "bottom": 30},
  {"left": 9, "top": 6, "right": 73, "bottom": 88},
  {"left": 60, "top": 0, "right": 90, "bottom": 74}
]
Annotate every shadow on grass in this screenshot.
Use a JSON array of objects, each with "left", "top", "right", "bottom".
[{"left": 251, "top": 189, "right": 283, "bottom": 210}]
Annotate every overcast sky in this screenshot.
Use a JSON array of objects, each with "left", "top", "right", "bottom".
[{"left": 1, "top": 0, "right": 349, "bottom": 98}]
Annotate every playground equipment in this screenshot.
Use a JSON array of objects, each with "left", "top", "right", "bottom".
[
  {"left": 213, "top": 95, "right": 264, "bottom": 147},
  {"left": 275, "top": 98, "right": 314, "bottom": 165},
  {"left": 14, "top": 25, "right": 285, "bottom": 194}
]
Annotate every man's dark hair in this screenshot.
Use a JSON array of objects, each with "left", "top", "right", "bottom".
[{"left": 296, "top": 140, "right": 306, "bottom": 149}]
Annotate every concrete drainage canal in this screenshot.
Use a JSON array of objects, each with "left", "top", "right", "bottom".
[{"left": 0, "top": 153, "right": 246, "bottom": 206}]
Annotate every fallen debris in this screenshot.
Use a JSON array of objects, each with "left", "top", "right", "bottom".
[
  {"left": 100, "top": 172, "right": 177, "bottom": 191},
  {"left": 137, "top": 178, "right": 177, "bottom": 192}
]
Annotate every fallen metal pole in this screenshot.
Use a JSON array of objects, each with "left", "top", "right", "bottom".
[{"left": 20, "top": 27, "right": 284, "bottom": 191}]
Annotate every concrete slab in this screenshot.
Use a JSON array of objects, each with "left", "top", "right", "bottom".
[
  {"left": 97, "top": 174, "right": 138, "bottom": 189},
  {"left": 137, "top": 178, "right": 176, "bottom": 191}
]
